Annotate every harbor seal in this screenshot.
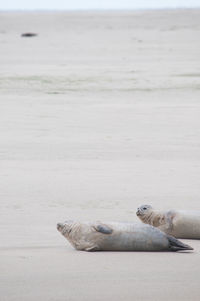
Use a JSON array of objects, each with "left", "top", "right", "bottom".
[
  {"left": 136, "top": 204, "right": 200, "bottom": 239},
  {"left": 57, "top": 220, "right": 193, "bottom": 252}
]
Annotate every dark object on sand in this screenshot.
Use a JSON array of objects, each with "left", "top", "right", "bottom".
[{"left": 21, "top": 33, "right": 38, "bottom": 37}]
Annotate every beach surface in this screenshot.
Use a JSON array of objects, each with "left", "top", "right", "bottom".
[{"left": 0, "top": 9, "right": 200, "bottom": 300}]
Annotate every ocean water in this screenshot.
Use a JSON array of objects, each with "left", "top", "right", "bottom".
[{"left": 1, "top": 0, "right": 200, "bottom": 11}]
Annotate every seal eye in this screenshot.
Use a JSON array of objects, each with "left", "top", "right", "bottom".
[{"left": 143, "top": 207, "right": 147, "bottom": 210}]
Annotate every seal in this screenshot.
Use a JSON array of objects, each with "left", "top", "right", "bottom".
[
  {"left": 57, "top": 220, "right": 193, "bottom": 252},
  {"left": 21, "top": 33, "right": 38, "bottom": 37},
  {"left": 136, "top": 204, "right": 200, "bottom": 239}
]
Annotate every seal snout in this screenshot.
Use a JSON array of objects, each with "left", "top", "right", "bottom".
[
  {"left": 136, "top": 208, "right": 141, "bottom": 216},
  {"left": 57, "top": 223, "right": 64, "bottom": 231}
]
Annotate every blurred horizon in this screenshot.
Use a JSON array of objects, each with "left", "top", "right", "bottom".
[{"left": 1, "top": 0, "right": 200, "bottom": 11}]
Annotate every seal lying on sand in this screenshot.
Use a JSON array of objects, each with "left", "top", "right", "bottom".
[
  {"left": 21, "top": 33, "right": 38, "bottom": 37},
  {"left": 57, "top": 221, "right": 193, "bottom": 252},
  {"left": 136, "top": 204, "right": 200, "bottom": 239}
]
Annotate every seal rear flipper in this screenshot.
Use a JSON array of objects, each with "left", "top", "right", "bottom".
[
  {"left": 93, "top": 224, "right": 113, "bottom": 234},
  {"left": 167, "top": 235, "right": 193, "bottom": 251}
]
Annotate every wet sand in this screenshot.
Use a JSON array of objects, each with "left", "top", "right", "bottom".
[{"left": 0, "top": 9, "right": 200, "bottom": 300}]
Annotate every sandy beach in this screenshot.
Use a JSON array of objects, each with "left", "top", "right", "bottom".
[{"left": 0, "top": 9, "right": 200, "bottom": 300}]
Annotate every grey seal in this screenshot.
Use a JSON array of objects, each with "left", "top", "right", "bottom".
[
  {"left": 136, "top": 204, "right": 200, "bottom": 239},
  {"left": 57, "top": 220, "right": 193, "bottom": 252}
]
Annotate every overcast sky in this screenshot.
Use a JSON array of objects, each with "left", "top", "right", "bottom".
[{"left": 1, "top": 0, "right": 200, "bottom": 10}]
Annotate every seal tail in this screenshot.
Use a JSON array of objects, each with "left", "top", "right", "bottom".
[{"left": 167, "top": 235, "right": 193, "bottom": 251}]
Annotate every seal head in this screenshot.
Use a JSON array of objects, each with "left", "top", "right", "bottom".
[
  {"left": 57, "top": 220, "right": 74, "bottom": 236},
  {"left": 136, "top": 205, "right": 153, "bottom": 217},
  {"left": 136, "top": 204, "right": 168, "bottom": 229}
]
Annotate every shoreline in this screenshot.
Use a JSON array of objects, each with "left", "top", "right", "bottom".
[{"left": 1, "top": 7, "right": 200, "bottom": 13}]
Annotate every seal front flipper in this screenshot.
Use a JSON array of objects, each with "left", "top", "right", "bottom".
[
  {"left": 93, "top": 223, "right": 113, "bottom": 234},
  {"left": 85, "top": 245, "right": 99, "bottom": 251}
]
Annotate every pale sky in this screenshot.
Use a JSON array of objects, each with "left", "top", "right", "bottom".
[{"left": 1, "top": 0, "right": 200, "bottom": 10}]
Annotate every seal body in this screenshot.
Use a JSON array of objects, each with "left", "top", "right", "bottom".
[
  {"left": 57, "top": 220, "right": 192, "bottom": 252},
  {"left": 136, "top": 205, "right": 200, "bottom": 239}
]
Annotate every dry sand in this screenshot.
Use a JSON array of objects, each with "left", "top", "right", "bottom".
[{"left": 0, "top": 9, "right": 200, "bottom": 300}]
